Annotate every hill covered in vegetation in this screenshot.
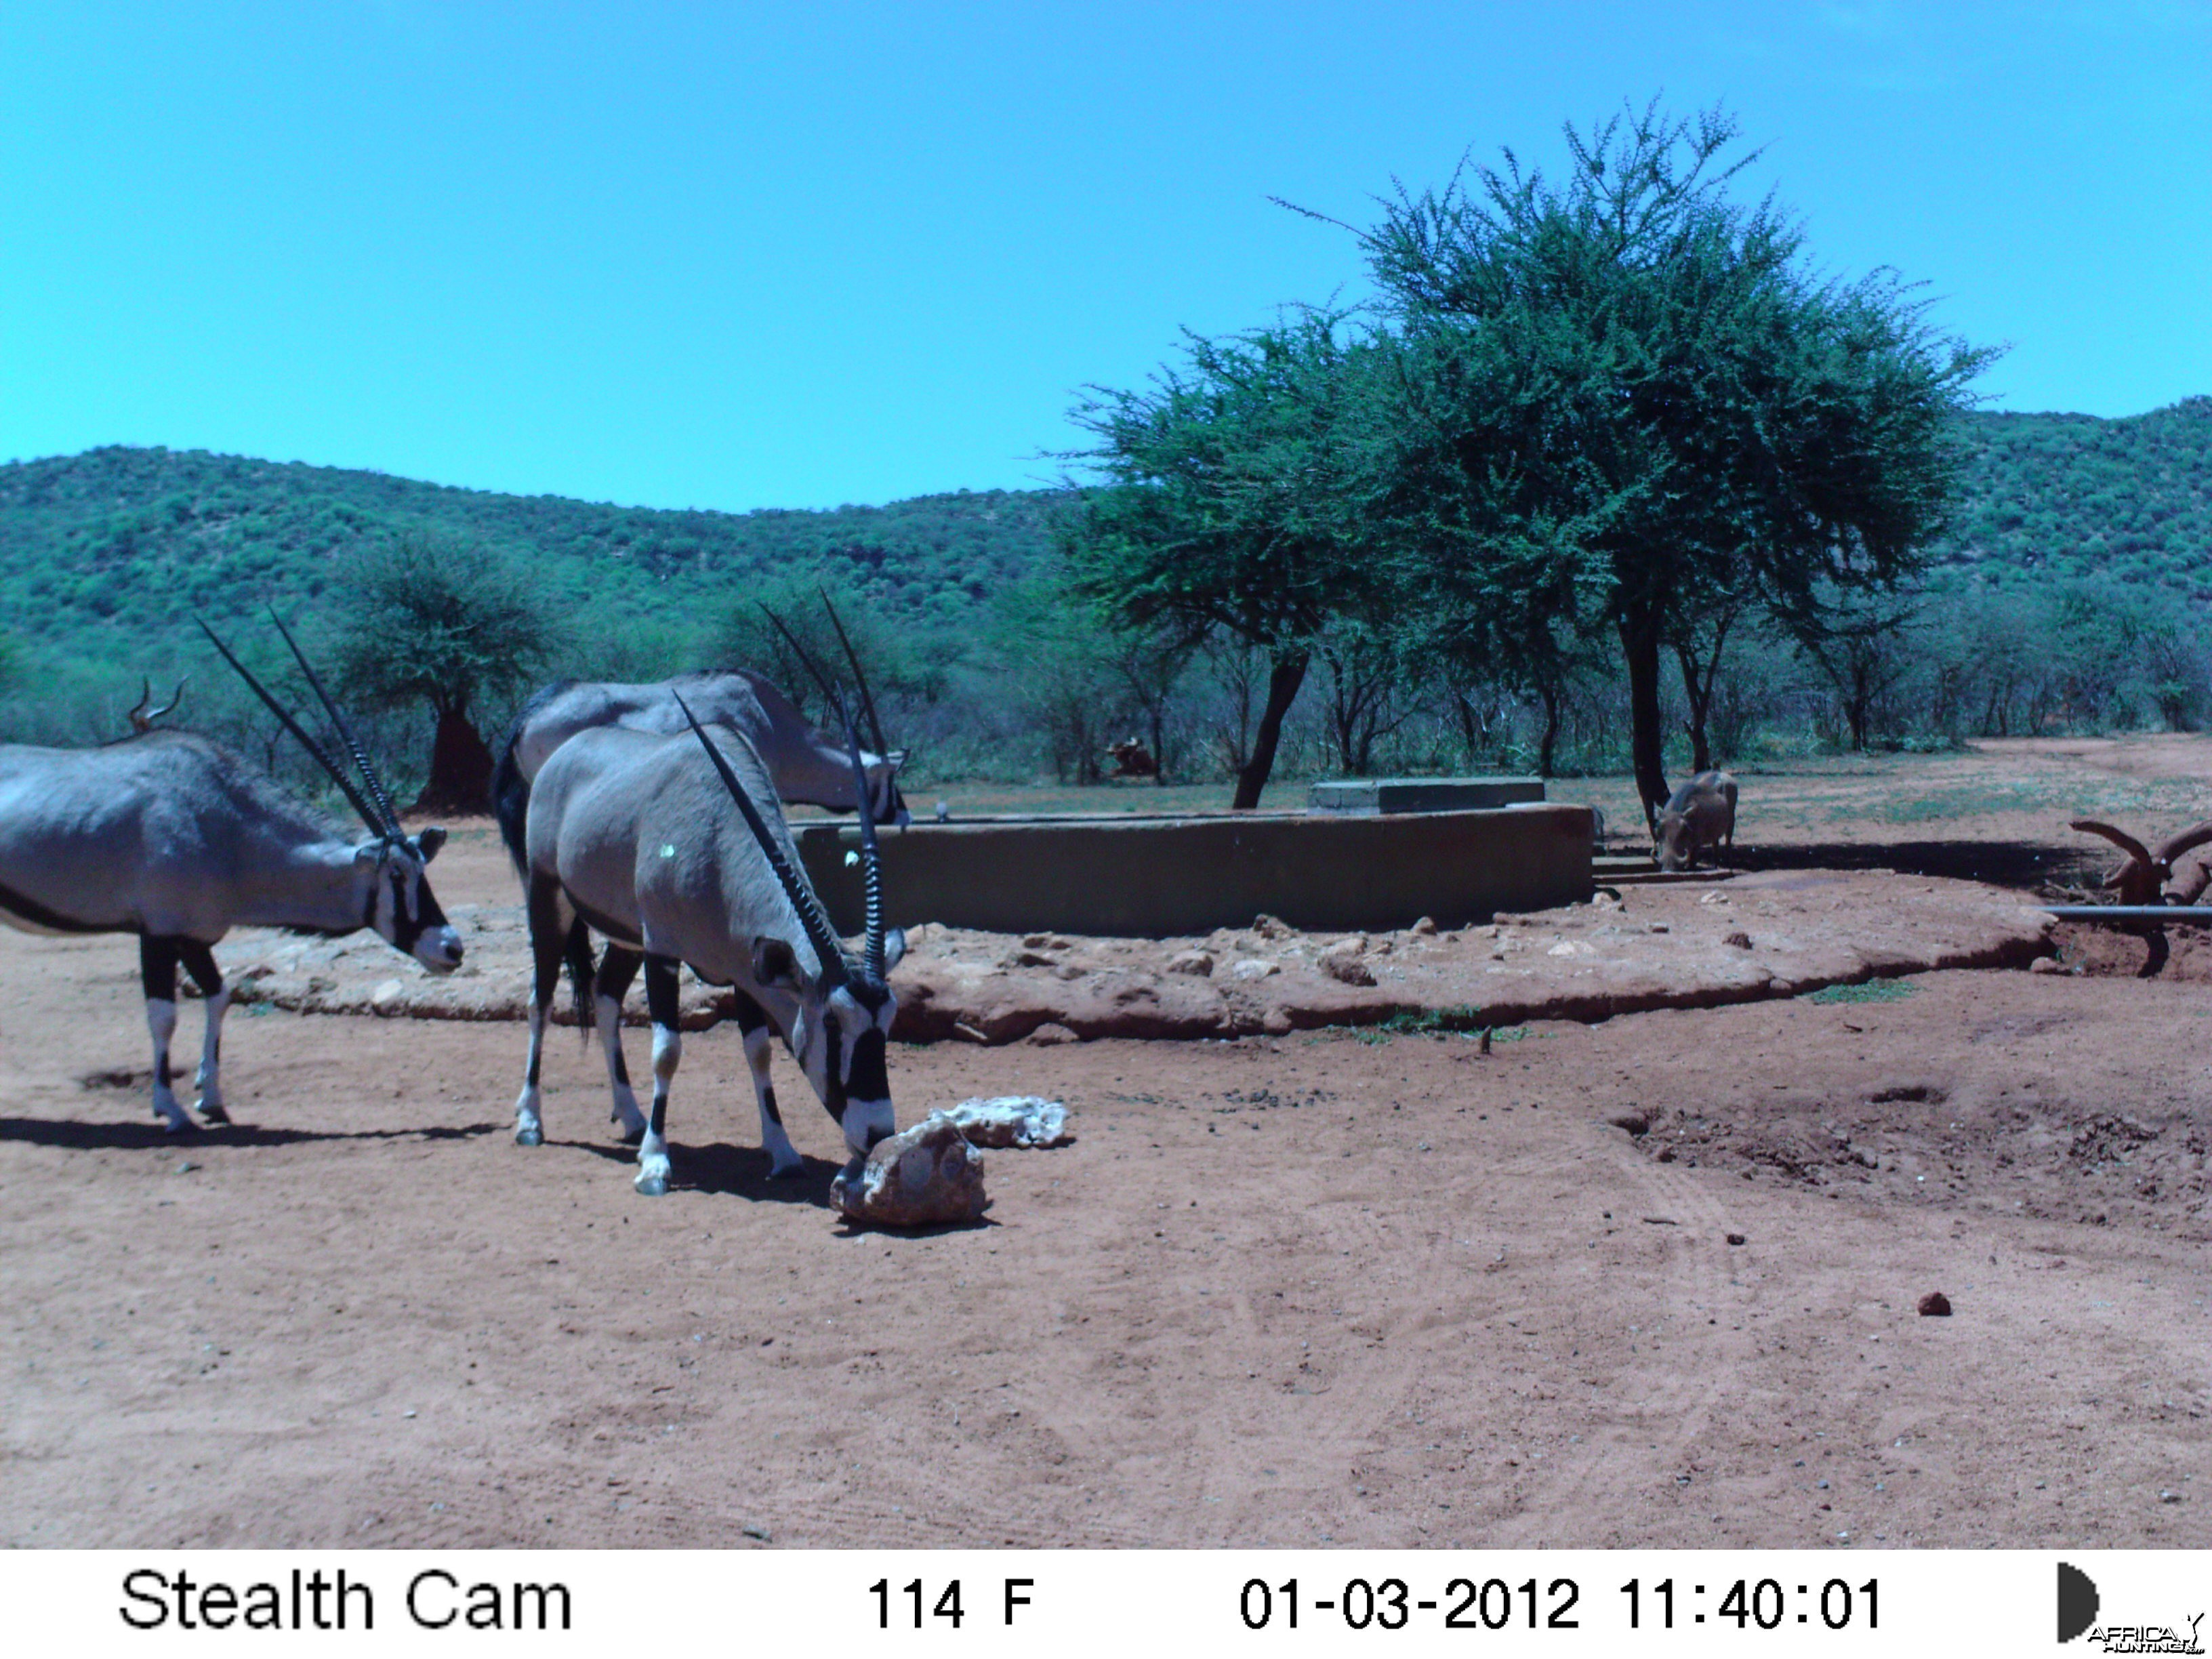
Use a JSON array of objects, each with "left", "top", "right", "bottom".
[
  {"left": 1931, "top": 396, "right": 2212, "bottom": 597},
  {"left": 1, "top": 397, "right": 2207, "bottom": 783},
  {"left": 4, "top": 397, "right": 2208, "bottom": 677},
  {"left": 0, "top": 445, "right": 1065, "bottom": 673}
]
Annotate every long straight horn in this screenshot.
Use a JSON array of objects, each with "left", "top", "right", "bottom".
[
  {"left": 755, "top": 602, "right": 844, "bottom": 716},
  {"left": 268, "top": 609, "right": 401, "bottom": 836},
  {"left": 670, "top": 693, "right": 851, "bottom": 986},
  {"left": 818, "top": 588, "right": 889, "bottom": 759},
  {"left": 198, "top": 620, "right": 389, "bottom": 836},
  {"left": 837, "top": 710, "right": 887, "bottom": 984}
]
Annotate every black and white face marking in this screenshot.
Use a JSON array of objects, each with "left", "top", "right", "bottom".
[
  {"left": 788, "top": 980, "right": 898, "bottom": 1158},
  {"left": 358, "top": 830, "right": 462, "bottom": 972}
]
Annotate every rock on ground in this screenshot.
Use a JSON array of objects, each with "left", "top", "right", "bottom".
[
  {"left": 831, "top": 1112, "right": 990, "bottom": 1228},
  {"left": 211, "top": 871, "right": 2056, "bottom": 1046}
]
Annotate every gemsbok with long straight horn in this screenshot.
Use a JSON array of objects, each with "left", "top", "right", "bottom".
[
  {"left": 511, "top": 666, "right": 904, "bottom": 1197},
  {"left": 0, "top": 617, "right": 461, "bottom": 1130},
  {"left": 488, "top": 594, "right": 910, "bottom": 884}
]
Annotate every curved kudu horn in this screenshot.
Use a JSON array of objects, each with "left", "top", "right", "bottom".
[
  {"left": 127, "top": 679, "right": 152, "bottom": 733},
  {"left": 148, "top": 677, "right": 186, "bottom": 726},
  {"left": 197, "top": 619, "right": 390, "bottom": 837},
  {"left": 2155, "top": 818, "right": 2212, "bottom": 868},
  {"left": 817, "top": 588, "right": 890, "bottom": 760},
  {"left": 2071, "top": 819, "right": 2154, "bottom": 874},
  {"left": 670, "top": 693, "right": 851, "bottom": 987},
  {"left": 267, "top": 608, "right": 402, "bottom": 837}
]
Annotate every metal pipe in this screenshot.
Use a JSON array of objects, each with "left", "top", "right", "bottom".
[{"left": 2041, "top": 905, "right": 2212, "bottom": 923}]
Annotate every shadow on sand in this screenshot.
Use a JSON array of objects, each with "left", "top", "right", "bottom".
[
  {"left": 0, "top": 1116, "right": 505, "bottom": 1153},
  {"left": 1727, "top": 839, "right": 2095, "bottom": 890},
  {"left": 552, "top": 1135, "right": 838, "bottom": 1204}
]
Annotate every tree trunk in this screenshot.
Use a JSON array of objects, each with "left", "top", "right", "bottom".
[
  {"left": 1537, "top": 678, "right": 1563, "bottom": 779},
  {"left": 1620, "top": 606, "right": 1671, "bottom": 827},
  {"left": 413, "top": 705, "right": 495, "bottom": 817},
  {"left": 1231, "top": 652, "right": 1309, "bottom": 810}
]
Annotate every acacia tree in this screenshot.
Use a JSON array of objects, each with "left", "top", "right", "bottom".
[
  {"left": 1355, "top": 100, "right": 1994, "bottom": 821},
  {"left": 330, "top": 535, "right": 556, "bottom": 814},
  {"left": 1061, "top": 310, "right": 1389, "bottom": 808}
]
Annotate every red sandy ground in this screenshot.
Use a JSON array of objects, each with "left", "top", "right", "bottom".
[{"left": 2, "top": 741, "right": 2208, "bottom": 1549}]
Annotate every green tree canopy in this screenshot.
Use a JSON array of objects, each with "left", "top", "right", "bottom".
[
  {"left": 328, "top": 535, "right": 556, "bottom": 813},
  {"left": 1061, "top": 309, "right": 1391, "bottom": 806},
  {"left": 1358, "top": 100, "right": 1996, "bottom": 816}
]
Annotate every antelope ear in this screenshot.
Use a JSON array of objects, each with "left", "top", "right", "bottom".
[
  {"left": 752, "top": 936, "right": 801, "bottom": 989},
  {"left": 881, "top": 926, "right": 907, "bottom": 974},
  {"left": 413, "top": 825, "right": 447, "bottom": 863}
]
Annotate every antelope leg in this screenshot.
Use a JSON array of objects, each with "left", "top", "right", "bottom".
[
  {"left": 180, "top": 941, "right": 231, "bottom": 1124},
  {"left": 594, "top": 945, "right": 648, "bottom": 1142},
  {"left": 636, "top": 954, "right": 682, "bottom": 1196},
  {"left": 514, "top": 878, "right": 567, "bottom": 1146},
  {"left": 139, "top": 937, "right": 192, "bottom": 1133},
  {"left": 731, "top": 989, "right": 802, "bottom": 1177}
]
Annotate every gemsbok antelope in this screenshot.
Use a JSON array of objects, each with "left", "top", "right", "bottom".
[
  {"left": 510, "top": 691, "right": 903, "bottom": 1197},
  {"left": 489, "top": 600, "right": 909, "bottom": 885},
  {"left": 0, "top": 620, "right": 461, "bottom": 1130}
]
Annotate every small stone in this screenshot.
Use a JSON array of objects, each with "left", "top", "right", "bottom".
[
  {"left": 1723, "top": 930, "right": 1753, "bottom": 949},
  {"left": 1917, "top": 1291, "right": 1952, "bottom": 1317},
  {"left": 1411, "top": 916, "right": 1438, "bottom": 935},
  {"left": 1164, "top": 949, "right": 1215, "bottom": 977},
  {"left": 176, "top": 1162, "right": 200, "bottom": 1174},
  {"left": 1231, "top": 959, "right": 1279, "bottom": 982},
  {"left": 2159, "top": 1490, "right": 2183, "bottom": 1503},
  {"left": 1726, "top": 1233, "right": 1747, "bottom": 1246},
  {"left": 1025, "top": 1023, "right": 1078, "bottom": 1046},
  {"left": 1319, "top": 951, "right": 1376, "bottom": 987},
  {"left": 743, "top": 1524, "right": 773, "bottom": 1540},
  {"left": 833, "top": 1112, "right": 989, "bottom": 1228},
  {"left": 1607, "top": 1111, "right": 1650, "bottom": 1136},
  {"left": 1251, "top": 914, "right": 1296, "bottom": 941},
  {"left": 2030, "top": 956, "right": 2064, "bottom": 975},
  {"left": 1261, "top": 1007, "right": 1294, "bottom": 1036}
]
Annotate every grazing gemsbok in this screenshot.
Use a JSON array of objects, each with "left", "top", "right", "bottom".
[
  {"left": 511, "top": 689, "right": 903, "bottom": 1195},
  {"left": 0, "top": 621, "right": 461, "bottom": 1130},
  {"left": 490, "top": 603, "right": 909, "bottom": 885}
]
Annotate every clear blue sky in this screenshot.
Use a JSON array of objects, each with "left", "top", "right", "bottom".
[{"left": 4, "top": 2, "right": 2206, "bottom": 512}]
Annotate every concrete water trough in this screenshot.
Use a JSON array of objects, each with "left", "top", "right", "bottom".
[{"left": 794, "top": 800, "right": 1594, "bottom": 939}]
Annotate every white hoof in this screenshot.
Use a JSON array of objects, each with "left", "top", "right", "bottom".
[
  {"left": 769, "top": 1156, "right": 806, "bottom": 1181},
  {"left": 515, "top": 1120, "right": 544, "bottom": 1147},
  {"left": 635, "top": 1170, "right": 668, "bottom": 1197}
]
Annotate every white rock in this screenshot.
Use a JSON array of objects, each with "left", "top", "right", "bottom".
[{"left": 943, "top": 1095, "right": 1073, "bottom": 1148}]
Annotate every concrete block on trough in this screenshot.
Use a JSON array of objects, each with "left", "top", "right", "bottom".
[
  {"left": 796, "top": 802, "right": 1593, "bottom": 937},
  {"left": 1308, "top": 776, "right": 1547, "bottom": 815}
]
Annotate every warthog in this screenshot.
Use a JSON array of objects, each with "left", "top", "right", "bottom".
[{"left": 1656, "top": 770, "right": 1738, "bottom": 872}]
